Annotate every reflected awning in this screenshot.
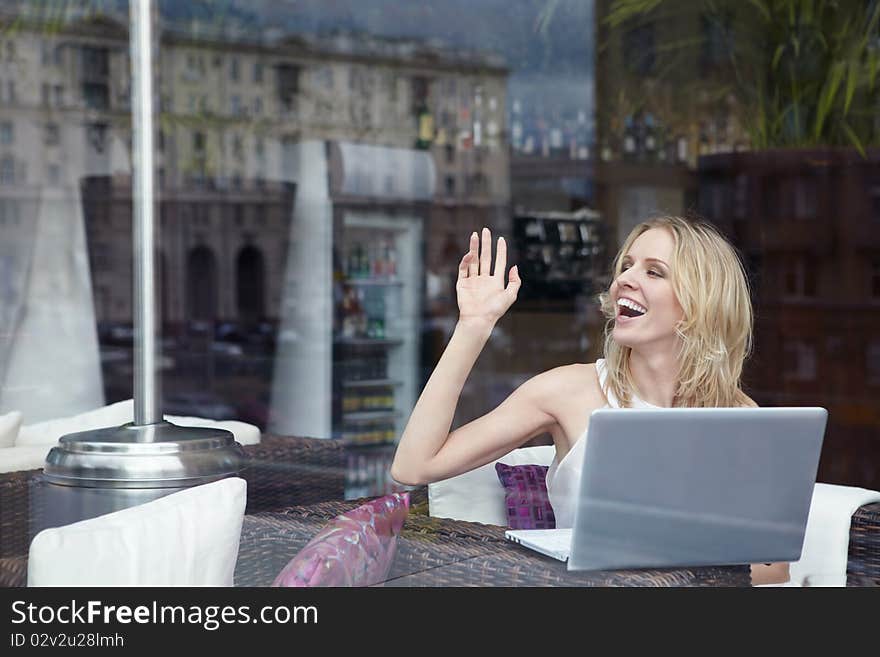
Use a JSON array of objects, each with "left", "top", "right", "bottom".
[{"left": 329, "top": 141, "right": 436, "bottom": 201}]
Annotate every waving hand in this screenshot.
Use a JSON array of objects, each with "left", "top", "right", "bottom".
[{"left": 456, "top": 227, "right": 521, "bottom": 327}]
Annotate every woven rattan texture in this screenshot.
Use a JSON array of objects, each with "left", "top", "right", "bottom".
[
  {"left": 2, "top": 440, "right": 879, "bottom": 587},
  {"left": 234, "top": 497, "right": 752, "bottom": 587},
  {"left": 848, "top": 502, "right": 880, "bottom": 586},
  {"left": 239, "top": 436, "right": 345, "bottom": 514},
  {"left": 0, "top": 556, "right": 26, "bottom": 587},
  {"left": 0, "top": 470, "right": 37, "bottom": 558}
]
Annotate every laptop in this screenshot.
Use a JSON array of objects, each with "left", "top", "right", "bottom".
[{"left": 505, "top": 407, "right": 827, "bottom": 571}]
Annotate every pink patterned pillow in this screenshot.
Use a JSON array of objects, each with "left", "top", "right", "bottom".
[
  {"left": 272, "top": 492, "right": 410, "bottom": 587},
  {"left": 494, "top": 463, "right": 556, "bottom": 530}
]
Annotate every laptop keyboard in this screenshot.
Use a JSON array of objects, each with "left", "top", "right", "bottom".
[{"left": 538, "top": 528, "right": 573, "bottom": 555}]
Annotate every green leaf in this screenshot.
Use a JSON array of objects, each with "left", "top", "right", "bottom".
[
  {"left": 841, "top": 121, "right": 866, "bottom": 158},
  {"left": 814, "top": 61, "right": 845, "bottom": 140},
  {"left": 747, "top": 0, "right": 772, "bottom": 24},
  {"left": 801, "top": 0, "right": 814, "bottom": 25},
  {"left": 843, "top": 60, "right": 859, "bottom": 116},
  {"left": 869, "top": 51, "right": 880, "bottom": 94},
  {"left": 604, "top": 0, "right": 663, "bottom": 27},
  {"left": 772, "top": 44, "right": 786, "bottom": 70},
  {"left": 535, "top": 0, "right": 560, "bottom": 38}
]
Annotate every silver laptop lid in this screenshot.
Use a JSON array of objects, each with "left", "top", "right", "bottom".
[{"left": 568, "top": 407, "right": 827, "bottom": 571}]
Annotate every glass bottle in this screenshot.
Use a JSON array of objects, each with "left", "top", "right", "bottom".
[{"left": 623, "top": 115, "right": 637, "bottom": 159}]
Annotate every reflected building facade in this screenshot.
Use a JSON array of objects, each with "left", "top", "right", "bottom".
[
  {"left": 13, "top": 14, "right": 510, "bottom": 330},
  {"left": 700, "top": 151, "right": 880, "bottom": 490},
  {"left": 0, "top": 10, "right": 511, "bottom": 429}
]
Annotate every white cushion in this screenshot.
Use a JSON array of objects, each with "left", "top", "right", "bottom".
[
  {"left": 15, "top": 399, "right": 261, "bottom": 447},
  {"left": 428, "top": 445, "right": 556, "bottom": 526},
  {"left": 787, "top": 483, "right": 880, "bottom": 586},
  {"left": 166, "top": 416, "right": 261, "bottom": 446},
  {"left": 0, "top": 445, "right": 54, "bottom": 474},
  {"left": 0, "top": 410, "right": 22, "bottom": 448},
  {"left": 16, "top": 399, "right": 133, "bottom": 447},
  {"left": 28, "top": 477, "right": 247, "bottom": 587}
]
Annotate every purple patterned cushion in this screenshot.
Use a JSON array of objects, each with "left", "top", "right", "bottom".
[
  {"left": 272, "top": 492, "right": 410, "bottom": 587},
  {"left": 494, "top": 463, "right": 556, "bottom": 529}
]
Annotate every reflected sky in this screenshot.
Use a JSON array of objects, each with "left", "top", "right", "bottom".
[{"left": 11, "top": 0, "right": 595, "bottom": 135}]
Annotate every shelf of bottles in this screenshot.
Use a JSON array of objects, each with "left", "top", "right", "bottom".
[
  {"left": 334, "top": 231, "right": 404, "bottom": 447},
  {"left": 510, "top": 100, "right": 591, "bottom": 160},
  {"left": 599, "top": 113, "right": 748, "bottom": 169},
  {"left": 512, "top": 211, "right": 605, "bottom": 304},
  {"left": 337, "top": 239, "right": 399, "bottom": 342},
  {"left": 345, "top": 444, "right": 411, "bottom": 500}
]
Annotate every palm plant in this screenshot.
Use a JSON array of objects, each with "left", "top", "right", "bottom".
[{"left": 603, "top": 0, "right": 880, "bottom": 154}]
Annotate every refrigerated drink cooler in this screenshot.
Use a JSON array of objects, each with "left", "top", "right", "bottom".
[{"left": 269, "top": 140, "right": 432, "bottom": 498}]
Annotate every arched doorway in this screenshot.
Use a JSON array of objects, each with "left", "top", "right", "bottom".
[
  {"left": 236, "top": 245, "right": 265, "bottom": 323},
  {"left": 186, "top": 245, "right": 217, "bottom": 322}
]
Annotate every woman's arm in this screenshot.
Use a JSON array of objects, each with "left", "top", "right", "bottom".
[
  {"left": 750, "top": 562, "right": 791, "bottom": 585},
  {"left": 392, "top": 365, "right": 568, "bottom": 485},
  {"left": 391, "top": 227, "right": 561, "bottom": 486}
]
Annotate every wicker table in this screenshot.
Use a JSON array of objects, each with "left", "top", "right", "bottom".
[
  {"left": 233, "top": 493, "right": 752, "bottom": 587},
  {"left": 2, "top": 436, "right": 879, "bottom": 587}
]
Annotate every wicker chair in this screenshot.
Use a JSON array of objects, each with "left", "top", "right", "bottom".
[
  {"left": 0, "top": 435, "right": 345, "bottom": 561},
  {"left": 847, "top": 502, "right": 880, "bottom": 584}
]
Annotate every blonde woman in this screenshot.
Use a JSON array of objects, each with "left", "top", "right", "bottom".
[{"left": 391, "top": 216, "right": 787, "bottom": 585}]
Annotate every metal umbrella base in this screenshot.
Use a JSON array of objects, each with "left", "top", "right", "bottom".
[{"left": 32, "top": 422, "right": 246, "bottom": 535}]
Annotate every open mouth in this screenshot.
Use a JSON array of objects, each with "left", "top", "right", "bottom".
[{"left": 617, "top": 298, "right": 647, "bottom": 318}]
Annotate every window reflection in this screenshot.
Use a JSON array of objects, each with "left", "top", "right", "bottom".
[
  {"left": 595, "top": 0, "right": 880, "bottom": 492},
  {"left": 0, "top": 0, "right": 877, "bottom": 503}
]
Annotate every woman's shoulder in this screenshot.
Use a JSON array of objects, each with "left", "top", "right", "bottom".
[
  {"left": 534, "top": 362, "right": 606, "bottom": 407},
  {"left": 538, "top": 361, "right": 598, "bottom": 383}
]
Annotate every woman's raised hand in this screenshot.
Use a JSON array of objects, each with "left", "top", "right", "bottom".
[{"left": 456, "top": 227, "right": 521, "bottom": 328}]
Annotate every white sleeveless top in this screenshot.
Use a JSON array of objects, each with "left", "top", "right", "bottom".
[{"left": 545, "top": 359, "right": 659, "bottom": 529}]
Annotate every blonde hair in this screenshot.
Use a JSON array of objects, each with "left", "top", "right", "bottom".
[{"left": 597, "top": 215, "right": 753, "bottom": 408}]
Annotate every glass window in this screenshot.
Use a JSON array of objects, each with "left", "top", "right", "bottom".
[
  {"left": 276, "top": 64, "right": 299, "bottom": 112},
  {"left": 47, "top": 163, "right": 61, "bottom": 185},
  {"left": 868, "top": 341, "right": 880, "bottom": 386},
  {"left": 1, "top": 0, "right": 879, "bottom": 592},
  {"left": 700, "top": 11, "right": 733, "bottom": 75},
  {"left": 83, "top": 82, "right": 109, "bottom": 110},
  {"left": 45, "top": 123, "right": 60, "bottom": 145},
  {"left": 623, "top": 19, "right": 656, "bottom": 75},
  {"left": 782, "top": 256, "right": 817, "bottom": 299},
  {"left": 784, "top": 341, "right": 817, "bottom": 382},
  {"left": 0, "top": 154, "right": 14, "bottom": 183}
]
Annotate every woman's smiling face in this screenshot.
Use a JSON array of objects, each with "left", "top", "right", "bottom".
[{"left": 610, "top": 227, "right": 685, "bottom": 351}]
